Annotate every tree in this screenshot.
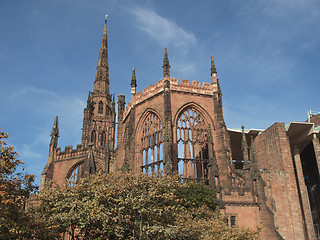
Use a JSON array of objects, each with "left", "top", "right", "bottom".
[
  {"left": 33, "top": 172, "right": 259, "bottom": 240},
  {"left": 0, "top": 130, "right": 48, "bottom": 239}
]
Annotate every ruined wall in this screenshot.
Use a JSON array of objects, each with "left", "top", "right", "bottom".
[{"left": 254, "top": 123, "right": 307, "bottom": 239}]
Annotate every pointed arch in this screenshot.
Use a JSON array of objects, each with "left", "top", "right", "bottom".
[
  {"left": 66, "top": 159, "right": 104, "bottom": 186},
  {"left": 135, "top": 109, "right": 164, "bottom": 175},
  {"left": 173, "top": 102, "right": 214, "bottom": 180}
]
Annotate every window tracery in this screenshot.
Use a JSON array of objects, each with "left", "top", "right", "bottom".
[
  {"left": 176, "top": 107, "right": 209, "bottom": 180},
  {"left": 67, "top": 161, "right": 104, "bottom": 186},
  {"left": 141, "top": 112, "right": 163, "bottom": 175}
]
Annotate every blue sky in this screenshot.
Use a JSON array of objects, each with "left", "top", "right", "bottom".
[{"left": 1, "top": 0, "right": 319, "bottom": 186}]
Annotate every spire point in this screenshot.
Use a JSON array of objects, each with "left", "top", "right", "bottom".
[
  {"left": 93, "top": 16, "right": 109, "bottom": 94},
  {"left": 162, "top": 48, "right": 170, "bottom": 78},
  {"left": 50, "top": 116, "right": 59, "bottom": 147},
  {"left": 211, "top": 55, "right": 217, "bottom": 74},
  {"left": 131, "top": 67, "right": 137, "bottom": 95},
  {"left": 105, "top": 14, "right": 108, "bottom": 22}
]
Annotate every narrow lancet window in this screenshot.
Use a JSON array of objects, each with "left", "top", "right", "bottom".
[{"left": 98, "top": 101, "right": 103, "bottom": 114}]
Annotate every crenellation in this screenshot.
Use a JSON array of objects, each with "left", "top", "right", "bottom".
[
  {"left": 150, "top": 82, "right": 157, "bottom": 90},
  {"left": 76, "top": 144, "right": 84, "bottom": 150},
  {"left": 142, "top": 86, "right": 150, "bottom": 94},
  {"left": 65, "top": 146, "right": 73, "bottom": 152},
  {"left": 203, "top": 82, "right": 212, "bottom": 87},
  {"left": 192, "top": 80, "right": 200, "bottom": 86},
  {"left": 181, "top": 79, "right": 189, "bottom": 84},
  {"left": 170, "top": 78, "right": 179, "bottom": 84}
]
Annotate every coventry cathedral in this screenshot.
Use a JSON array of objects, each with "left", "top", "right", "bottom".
[{"left": 41, "top": 16, "right": 320, "bottom": 240}]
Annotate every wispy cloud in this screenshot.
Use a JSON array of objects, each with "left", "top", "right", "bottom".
[
  {"left": 21, "top": 144, "right": 43, "bottom": 159},
  {"left": 128, "top": 6, "right": 196, "bottom": 47}
]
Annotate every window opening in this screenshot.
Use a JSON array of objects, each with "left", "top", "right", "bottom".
[
  {"left": 67, "top": 161, "right": 104, "bottom": 186},
  {"left": 230, "top": 216, "right": 236, "bottom": 227},
  {"left": 98, "top": 101, "right": 103, "bottom": 114},
  {"left": 141, "top": 112, "right": 163, "bottom": 175},
  {"left": 176, "top": 107, "right": 209, "bottom": 180}
]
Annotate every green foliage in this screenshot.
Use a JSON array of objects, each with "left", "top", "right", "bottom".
[
  {"left": 32, "top": 172, "right": 259, "bottom": 240},
  {"left": 176, "top": 179, "right": 218, "bottom": 211},
  {"left": 0, "top": 130, "right": 44, "bottom": 239}
]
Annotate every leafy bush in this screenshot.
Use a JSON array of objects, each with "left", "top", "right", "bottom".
[{"left": 32, "top": 172, "right": 259, "bottom": 240}]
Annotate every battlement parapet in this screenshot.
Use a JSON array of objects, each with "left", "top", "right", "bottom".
[
  {"left": 122, "top": 78, "right": 218, "bottom": 121},
  {"left": 55, "top": 144, "right": 106, "bottom": 160}
]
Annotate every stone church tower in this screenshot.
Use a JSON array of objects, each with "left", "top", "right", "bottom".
[
  {"left": 41, "top": 16, "right": 116, "bottom": 188},
  {"left": 41, "top": 17, "right": 320, "bottom": 240}
]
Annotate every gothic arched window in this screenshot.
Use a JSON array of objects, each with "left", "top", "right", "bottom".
[
  {"left": 68, "top": 162, "right": 82, "bottom": 186},
  {"left": 176, "top": 107, "right": 208, "bottom": 179},
  {"left": 67, "top": 161, "right": 104, "bottom": 186},
  {"left": 141, "top": 112, "right": 163, "bottom": 175},
  {"left": 98, "top": 101, "right": 103, "bottom": 114}
]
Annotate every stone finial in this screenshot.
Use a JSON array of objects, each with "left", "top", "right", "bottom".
[
  {"left": 162, "top": 48, "right": 170, "bottom": 78},
  {"left": 241, "top": 125, "right": 248, "bottom": 150},
  {"left": 51, "top": 116, "right": 59, "bottom": 137},
  {"left": 131, "top": 67, "right": 137, "bottom": 87},
  {"left": 50, "top": 116, "right": 59, "bottom": 148},
  {"left": 211, "top": 55, "right": 217, "bottom": 74}
]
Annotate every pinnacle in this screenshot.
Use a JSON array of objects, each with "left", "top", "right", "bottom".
[
  {"left": 131, "top": 67, "right": 137, "bottom": 87},
  {"left": 162, "top": 48, "right": 170, "bottom": 78},
  {"left": 93, "top": 16, "right": 110, "bottom": 94},
  {"left": 211, "top": 55, "right": 217, "bottom": 74}
]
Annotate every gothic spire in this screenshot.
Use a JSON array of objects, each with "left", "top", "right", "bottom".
[
  {"left": 210, "top": 55, "right": 217, "bottom": 74},
  {"left": 93, "top": 15, "right": 110, "bottom": 94},
  {"left": 131, "top": 67, "right": 137, "bottom": 88},
  {"left": 50, "top": 116, "right": 59, "bottom": 148},
  {"left": 162, "top": 48, "right": 170, "bottom": 78}
]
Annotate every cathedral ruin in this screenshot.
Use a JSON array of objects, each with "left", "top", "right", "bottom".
[{"left": 41, "top": 16, "right": 320, "bottom": 240}]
